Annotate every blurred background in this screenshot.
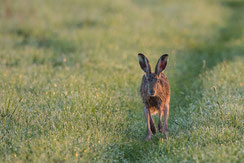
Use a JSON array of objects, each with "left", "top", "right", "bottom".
[{"left": 0, "top": 0, "right": 243, "bottom": 162}]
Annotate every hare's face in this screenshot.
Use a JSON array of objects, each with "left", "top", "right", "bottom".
[
  {"left": 138, "top": 53, "right": 168, "bottom": 97},
  {"left": 146, "top": 74, "right": 160, "bottom": 96}
]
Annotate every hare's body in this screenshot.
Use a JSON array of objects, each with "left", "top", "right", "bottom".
[
  {"left": 138, "top": 53, "right": 170, "bottom": 140},
  {"left": 141, "top": 73, "right": 170, "bottom": 112}
]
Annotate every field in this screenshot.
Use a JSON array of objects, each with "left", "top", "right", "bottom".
[{"left": 0, "top": 0, "right": 243, "bottom": 162}]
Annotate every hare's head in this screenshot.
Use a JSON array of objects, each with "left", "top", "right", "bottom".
[{"left": 138, "top": 53, "right": 168, "bottom": 96}]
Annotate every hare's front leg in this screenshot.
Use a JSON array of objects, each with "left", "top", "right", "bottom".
[
  {"left": 158, "top": 108, "right": 163, "bottom": 133},
  {"left": 144, "top": 106, "right": 152, "bottom": 140},
  {"left": 163, "top": 104, "right": 169, "bottom": 138}
]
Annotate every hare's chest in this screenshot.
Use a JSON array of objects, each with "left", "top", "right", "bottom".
[{"left": 145, "top": 96, "right": 162, "bottom": 109}]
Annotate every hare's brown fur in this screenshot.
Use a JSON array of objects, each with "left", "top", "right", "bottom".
[
  {"left": 141, "top": 73, "right": 170, "bottom": 112},
  {"left": 138, "top": 53, "right": 170, "bottom": 140}
]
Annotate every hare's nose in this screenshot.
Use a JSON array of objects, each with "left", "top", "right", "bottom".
[{"left": 149, "top": 90, "right": 155, "bottom": 96}]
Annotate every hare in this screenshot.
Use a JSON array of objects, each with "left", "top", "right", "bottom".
[{"left": 138, "top": 53, "right": 170, "bottom": 140}]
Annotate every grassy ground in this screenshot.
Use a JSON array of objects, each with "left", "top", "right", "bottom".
[{"left": 0, "top": 0, "right": 243, "bottom": 162}]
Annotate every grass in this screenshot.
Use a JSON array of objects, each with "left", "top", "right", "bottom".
[{"left": 0, "top": 0, "right": 243, "bottom": 162}]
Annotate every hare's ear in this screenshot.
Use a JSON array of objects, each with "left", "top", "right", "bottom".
[
  {"left": 138, "top": 53, "right": 152, "bottom": 75},
  {"left": 155, "top": 54, "right": 168, "bottom": 75}
]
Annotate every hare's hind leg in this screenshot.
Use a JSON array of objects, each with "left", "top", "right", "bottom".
[
  {"left": 163, "top": 104, "right": 169, "bottom": 138},
  {"left": 144, "top": 107, "right": 152, "bottom": 140}
]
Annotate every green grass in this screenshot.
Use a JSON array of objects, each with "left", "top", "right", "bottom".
[{"left": 0, "top": 0, "right": 243, "bottom": 162}]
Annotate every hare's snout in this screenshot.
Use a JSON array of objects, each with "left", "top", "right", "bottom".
[{"left": 148, "top": 90, "right": 155, "bottom": 96}]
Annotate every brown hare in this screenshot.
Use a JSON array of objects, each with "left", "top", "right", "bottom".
[{"left": 138, "top": 53, "right": 170, "bottom": 140}]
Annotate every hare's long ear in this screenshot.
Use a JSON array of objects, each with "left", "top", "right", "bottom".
[
  {"left": 138, "top": 53, "right": 152, "bottom": 75},
  {"left": 155, "top": 54, "right": 168, "bottom": 75}
]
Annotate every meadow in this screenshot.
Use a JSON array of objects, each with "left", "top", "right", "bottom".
[{"left": 0, "top": 0, "right": 243, "bottom": 162}]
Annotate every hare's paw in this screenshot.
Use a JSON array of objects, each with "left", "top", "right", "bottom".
[
  {"left": 158, "top": 123, "right": 163, "bottom": 133},
  {"left": 145, "top": 133, "right": 152, "bottom": 141},
  {"left": 163, "top": 128, "right": 169, "bottom": 139}
]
